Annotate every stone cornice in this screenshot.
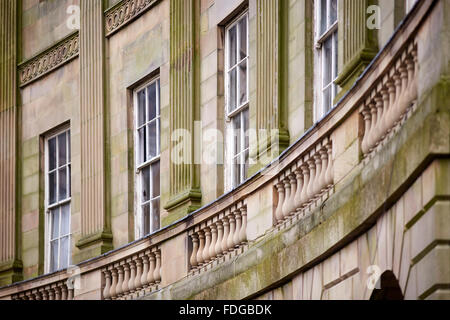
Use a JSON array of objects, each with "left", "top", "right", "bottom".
[
  {"left": 104, "top": 0, "right": 160, "bottom": 37},
  {"left": 18, "top": 31, "right": 79, "bottom": 87}
]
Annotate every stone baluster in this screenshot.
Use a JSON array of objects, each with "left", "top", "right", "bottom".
[
  {"left": 221, "top": 215, "right": 230, "bottom": 254},
  {"left": 313, "top": 150, "right": 322, "bottom": 196},
  {"left": 367, "top": 99, "right": 377, "bottom": 151},
  {"left": 209, "top": 223, "right": 218, "bottom": 260},
  {"left": 215, "top": 220, "right": 224, "bottom": 258},
  {"left": 384, "top": 78, "right": 396, "bottom": 134},
  {"left": 190, "top": 233, "right": 199, "bottom": 269},
  {"left": 379, "top": 87, "right": 389, "bottom": 140},
  {"left": 116, "top": 265, "right": 124, "bottom": 298},
  {"left": 233, "top": 209, "right": 242, "bottom": 247},
  {"left": 134, "top": 256, "right": 142, "bottom": 292},
  {"left": 128, "top": 259, "right": 136, "bottom": 294},
  {"left": 227, "top": 212, "right": 236, "bottom": 252},
  {"left": 153, "top": 251, "right": 161, "bottom": 284},
  {"left": 274, "top": 180, "right": 285, "bottom": 223},
  {"left": 239, "top": 206, "right": 247, "bottom": 244},
  {"left": 103, "top": 269, "right": 111, "bottom": 300},
  {"left": 25, "top": 292, "right": 34, "bottom": 300},
  {"left": 147, "top": 251, "right": 156, "bottom": 285},
  {"left": 325, "top": 140, "right": 334, "bottom": 187},
  {"left": 287, "top": 172, "right": 297, "bottom": 215},
  {"left": 373, "top": 94, "right": 384, "bottom": 145},
  {"left": 281, "top": 174, "right": 291, "bottom": 219},
  {"left": 48, "top": 287, "right": 55, "bottom": 300},
  {"left": 203, "top": 227, "right": 211, "bottom": 263},
  {"left": 396, "top": 63, "right": 409, "bottom": 121},
  {"left": 306, "top": 156, "right": 316, "bottom": 200},
  {"left": 299, "top": 160, "right": 310, "bottom": 207},
  {"left": 67, "top": 288, "right": 74, "bottom": 300},
  {"left": 388, "top": 72, "right": 402, "bottom": 129},
  {"left": 40, "top": 288, "right": 48, "bottom": 300},
  {"left": 122, "top": 262, "right": 130, "bottom": 296},
  {"left": 61, "top": 286, "right": 68, "bottom": 300},
  {"left": 360, "top": 104, "right": 371, "bottom": 154},
  {"left": 54, "top": 285, "right": 62, "bottom": 300},
  {"left": 197, "top": 230, "right": 205, "bottom": 266},
  {"left": 140, "top": 254, "right": 149, "bottom": 289},
  {"left": 318, "top": 144, "right": 328, "bottom": 192},
  {"left": 410, "top": 49, "right": 418, "bottom": 103},
  {"left": 294, "top": 164, "right": 304, "bottom": 210}
]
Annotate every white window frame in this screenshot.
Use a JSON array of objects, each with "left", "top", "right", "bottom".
[
  {"left": 314, "top": 0, "right": 338, "bottom": 121},
  {"left": 44, "top": 126, "right": 71, "bottom": 273},
  {"left": 224, "top": 11, "right": 250, "bottom": 190},
  {"left": 133, "top": 77, "right": 161, "bottom": 239}
]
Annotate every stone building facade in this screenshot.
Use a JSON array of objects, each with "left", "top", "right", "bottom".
[{"left": 0, "top": 0, "right": 449, "bottom": 300}]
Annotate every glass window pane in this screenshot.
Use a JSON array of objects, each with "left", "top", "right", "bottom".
[
  {"left": 58, "top": 132, "right": 67, "bottom": 166},
  {"left": 58, "top": 167, "right": 67, "bottom": 201},
  {"left": 323, "top": 37, "right": 332, "bottom": 87},
  {"left": 228, "top": 68, "right": 237, "bottom": 112},
  {"left": 141, "top": 166, "right": 150, "bottom": 203},
  {"left": 243, "top": 108, "right": 249, "bottom": 148},
  {"left": 59, "top": 236, "right": 69, "bottom": 269},
  {"left": 333, "top": 31, "right": 338, "bottom": 79},
  {"left": 233, "top": 114, "right": 241, "bottom": 156},
  {"left": 142, "top": 203, "right": 150, "bottom": 236},
  {"left": 48, "top": 137, "right": 57, "bottom": 171},
  {"left": 138, "top": 127, "right": 147, "bottom": 163},
  {"left": 323, "top": 86, "right": 332, "bottom": 114},
  {"left": 67, "top": 165, "right": 71, "bottom": 197},
  {"left": 151, "top": 198, "right": 160, "bottom": 233},
  {"left": 320, "top": 0, "right": 327, "bottom": 35},
  {"left": 330, "top": 0, "right": 337, "bottom": 25},
  {"left": 137, "top": 89, "right": 146, "bottom": 126},
  {"left": 244, "top": 149, "right": 249, "bottom": 180},
  {"left": 50, "top": 240, "right": 58, "bottom": 272},
  {"left": 239, "top": 60, "right": 247, "bottom": 105},
  {"left": 147, "top": 121, "right": 157, "bottom": 159},
  {"left": 60, "top": 203, "right": 70, "bottom": 236},
  {"left": 233, "top": 156, "right": 241, "bottom": 187},
  {"left": 228, "top": 25, "right": 237, "bottom": 67},
  {"left": 238, "top": 16, "right": 247, "bottom": 60},
  {"left": 151, "top": 161, "right": 160, "bottom": 198},
  {"left": 51, "top": 208, "right": 60, "bottom": 240},
  {"left": 147, "top": 82, "right": 157, "bottom": 121},
  {"left": 67, "top": 130, "right": 71, "bottom": 161},
  {"left": 49, "top": 171, "right": 57, "bottom": 205}
]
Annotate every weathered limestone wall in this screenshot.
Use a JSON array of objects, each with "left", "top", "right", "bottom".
[
  {"left": 107, "top": 0, "right": 170, "bottom": 246},
  {"left": 21, "top": 0, "right": 80, "bottom": 61},
  {"left": 20, "top": 58, "right": 80, "bottom": 279}
]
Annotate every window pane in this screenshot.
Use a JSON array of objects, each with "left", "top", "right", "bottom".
[
  {"left": 330, "top": 0, "right": 337, "bottom": 25},
  {"left": 67, "top": 130, "right": 71, "bottom": 161},
  {"left": 141, "top": 166, "right": 150, "bottom": 203},
  {"left": 243, "top": 108, "right": 249, "bottom": 149},
  {"left": 151, "top": 198, "right": 160, "bottom": 232},
  {"left": 228, "top": 68, "right": 237, "bottom": 112},
  {"left": 239, "top": 60, "right": 247, "bottom": 105},
  {"left": 228, "top": 25, "right": 237, "bottom": 67},
  {"left": 48, "top": 137, "right": 57, "bottom": 171},
  {"left": 49, "top": 171, "right": 57, "bottom": 205},
  {"left": 323, "top": 37, "right": 332, "bottom": 87},
  {"left": 238, "top": 16, "right": 247, "bottom": 60},
  {"left": 244, "top": 149, "right": 249, "bottom": 180},
  {"left": 60, "top": 203, "right": 70, "bottom": 236},
  {"left": 67, "top": 165, "right": 71, "bottom": 197},
  {"left": 59, "top": 236, "right": 69, "bottom": 269},
  {"left": 151, "top": 161, "right": 160, "bottom": 198},
  {"left": 233, "top": 114, "right": 241, "bottom": 156},
  {"left": 323, "top": 86, "right": 332, "bottom": 114},
  {"left": 142, "top": 203, "right": 150, "bottom": 236},
  {"left": 233, "top": 156, "right": 241, "bottom": 187},
  {"left": 147, "top": 82, "right": 157, "bottom": 121},
  {"left": 320, "top": 0, "right": 327, "bottom": 35},
  {"left": 147, "top": 121, "right": 157, "bottom": 159},
  {"left": 51, "top": 208, "right": 60, "bottom": 240},
  {"left": 138, "top": 127, "right": 147, "bottom": 163},
  {"left": 58, "top": 132, "right": 67, "bottom": 166},
  {"left": 58, "top": 167, "right": 67, "bottom": 201},
  {"left": 137, "top": 89, "right": 146, "bottom": 126},
  {"left": 50, "top": 240, "right": 58, "bottom": 272},
  {"left": 333, "top": 31, "right": 338, "bottom": 79}
]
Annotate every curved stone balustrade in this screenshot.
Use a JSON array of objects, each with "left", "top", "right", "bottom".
[
  {"left": 274, "top": 137, "right": 334, "bottom": 225},
  {"left": 360, "top": 41, "right": 418, "bottom": 156},
  {"left": 188, "top": 201, "right": 247, "bottom": 275},
  {"left": 11, "top": 281, "right": 73, "bottom": 300},
  {"left": 101, "top": 246, "right": 161, "bottom": 300}
]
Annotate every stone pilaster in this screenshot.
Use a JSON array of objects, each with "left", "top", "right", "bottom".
[
  {"left": 335, "top": 0, "right": 379, "bottom": 99},
  {"left": 75, "top": 0, "right": 112, "bottom": 262},
  {"left": 0, "top": 0, "right": 22, "bottom": 286},
  {"left": 163, "top": 0, "right": 201, "bottom": 224},
  {"left": 250, "top": 0, "right": 290, "bottom": 175}
]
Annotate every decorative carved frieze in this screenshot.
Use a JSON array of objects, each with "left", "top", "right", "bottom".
[
  {"left": 18, "top": 32, "right": 79, "bottom": 87},
  {"left": 104, "top": 0, "right": 160, "bottom": 37}
]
